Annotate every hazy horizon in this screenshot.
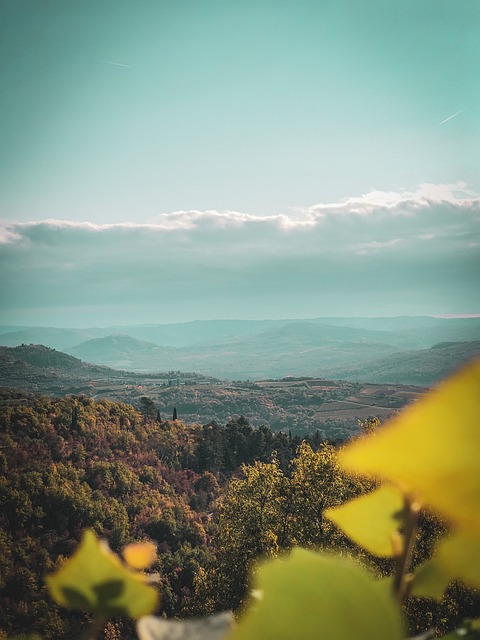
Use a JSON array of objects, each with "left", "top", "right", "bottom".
[{"left": 1, "top": 313, "right": 480, "bottom": 332}]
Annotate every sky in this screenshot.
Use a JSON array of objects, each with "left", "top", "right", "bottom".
[{"left": 0, "top": 0, "right": 479, "bottom": 327}]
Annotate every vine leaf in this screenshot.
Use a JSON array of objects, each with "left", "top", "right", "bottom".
[
  {"left": 229, "top": 548, "right": 403, "bottom": 640},
  {"left": 412, "top": 531, "right": 480, "bottom": 599},
  {"left": 436, "top": 532, "right": 480, "bottom": 589},
  {"left": 339, "top": 359, "right": 480, "bottom": 534},
  {"left": 325, "top": 484, "right": 405, "bottom": 557},
  {"left": 122, "top": 542, "right": 157, "bottom": 570},
  {"left": 46, "top": 529, "right": 159, "bottom": 618},
  {"left": 410, "top": 556, "right": 453, "bottom": 600}
]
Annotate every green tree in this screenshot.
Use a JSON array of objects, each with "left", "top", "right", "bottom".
[{"left": 195, "top": 458, "right": 285, "bottom": 611}]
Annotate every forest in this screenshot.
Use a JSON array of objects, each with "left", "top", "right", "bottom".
[{"left": 1, "top": 386, "right": 479, "bottom": 639}]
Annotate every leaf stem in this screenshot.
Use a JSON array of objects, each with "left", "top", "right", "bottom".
[
  {"left": 81, "top": 615, "right": 107, "bottom": 640},
  {"left": 393, "top": 495, "right": 420, "bottom": 604}
]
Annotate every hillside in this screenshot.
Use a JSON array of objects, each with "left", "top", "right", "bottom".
[
  {"left": 0, "top": 344, "right": 216, "bottom": 394},
  {"left": 2, "top": 339, "right": 477, "bottom": 434},
  {"left": 330, "top": 341, "right": 480, "bottom": 385},
  {"left": 0, "top": 344, "right": 429, "bottom": 438},
  {"left": 67, "top": 334, "right": 181, "bottom": 370},
  {"left": 1, "top": 343, "right": 105, "bottom": 372},
  {"left": 0, "top": 344, "right": 115, "bottom": 388}
]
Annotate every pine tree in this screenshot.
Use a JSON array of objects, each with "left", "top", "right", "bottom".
[{"left": 71, "top": 405, "right": 79, "bottom": 430}]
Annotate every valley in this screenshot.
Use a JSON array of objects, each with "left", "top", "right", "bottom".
[
  {"left": 1, "top": 315, "right": 478, "bottom": 439},
  {"left": 0, "top": 344, "right": 427, "bottom": 440}
]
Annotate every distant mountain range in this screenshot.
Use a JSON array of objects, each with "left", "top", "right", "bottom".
[{"left": 1, "top": 316, "right": 479, "bottom": 384}]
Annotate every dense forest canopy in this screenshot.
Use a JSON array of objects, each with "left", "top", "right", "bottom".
[{"left": 1, "top": 388, "right": 479, "bottom": 639}]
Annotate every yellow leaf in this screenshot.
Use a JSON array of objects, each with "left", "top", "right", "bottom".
[
  {"left": 411, "top": 556, "right": 453, "bottom": 600},
  {"left": 46, "top": 530, "right": 158, "bottom": 618},
  {"left": 325, "top": 485, "right": 405, "bottom": 557},
  {"left": 339, "top": 359, "right": 480, "bottom": 533},
  {"left": 412, "top": 531, "right": 480, "bottom": 598},
  {"left": 435, "top": 532, "right": 480, "bottom": 590},
  {"left": 122, "top": 542, "right": 157, "bottom": 570}
]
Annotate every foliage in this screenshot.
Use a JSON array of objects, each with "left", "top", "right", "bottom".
[
  {"left": 2, "top": 359, "right": 480, "bottom": 639},
  {"left": 0, "top": 390, "right": 333, "bottom": 637},
  {"left": 0, "top": 393, "right": 217, "bottom": 637},
  {"left": 190, "top": 442, "right": 374, "bottom": 613},
  {"left": 46, "top": 530, "right": 158, "bottom": 618}
]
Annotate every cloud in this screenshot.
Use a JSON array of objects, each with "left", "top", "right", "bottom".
[
  {"left": 355, "top": 239, "right": 402, "bottom": 255},
  {"left": 1, "top": 183, "right": 479, "bottom": 325},
  {"left": 3, "top": 182, "right": 477, "bottom": 244},
  {"left": 0, "top": 227, "right": 21, "bottom": 245}
]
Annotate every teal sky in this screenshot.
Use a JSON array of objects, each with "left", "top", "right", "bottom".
[{"left": 0, "top": 0, "right": 479, "bottom": 326}]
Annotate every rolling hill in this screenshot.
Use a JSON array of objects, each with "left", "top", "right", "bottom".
[
  {"left": 66, "top": 334, "right": 181, "bottom": 371},
  {"left": 1, "top": 316, "right": 479, "bottom": 382},
  {"left": 325, "top": 341, "right": 480, "bottom": 385}
]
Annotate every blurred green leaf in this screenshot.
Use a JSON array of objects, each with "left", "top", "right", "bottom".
[
  {"left": 229, "top": 548, "right": 403, "bottom": 640},
  {"left": 412, "top": 532, "right": 480, "bottom": 600},
  {"left": 46, "top": 529, "right": 158, "bottom": 618},
  {"left": 435, "top": 532, "right": 480, "bottom": 590},
  {"left": 411, "top": 556, "right": 452, "bottom": 600}
]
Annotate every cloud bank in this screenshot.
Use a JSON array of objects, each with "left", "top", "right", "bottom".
[{"left": 1, "top": 184, "right": 479, "bottom": 326}]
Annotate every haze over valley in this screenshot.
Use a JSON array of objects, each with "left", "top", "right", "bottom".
[{"left": 1, "top": 316, "right": 478, "bottom": 383}]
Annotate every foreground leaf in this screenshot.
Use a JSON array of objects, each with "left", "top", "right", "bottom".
[
  {"left": 339, "top": 360, "right": 480, "bottom": 533},
  {"left": 46, "top": 530, "right": 158, "bottom": 618},
  {"left": 411, "top": 556, "right": 453, "bottom": 600},
  {"left": 229, "top": 548, "right": 403, "bottom": 640},
  {"left": 412, "top": 532, "right": 480, "bottom": 599},
  {"left": 123, "top": 542, "right": 157, "bottom": 570},
  {"left": 137, "top": 612, "right": 234, "bottom": 640},
  {"left": 325, "top": 484, "right": 405, "bottom": 557},
  {"left": 435, "top": 532, "right": 480, "bottom": 590}
]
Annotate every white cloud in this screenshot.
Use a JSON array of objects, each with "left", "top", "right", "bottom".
[
  {"left": 355, "top": 239, "right": 402, "bottom": 255},
  {"left": 305, "top": 182, "right": 480, "bottom": 218},
  {"left": 0, "top": 228, "right": 21, "bottom": 244},
  {"left": 0, "top": 184, "right": 478, "bottom": 323},
  {"left": 1, "top": 181, "right": 478, "bottom": 246}
]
